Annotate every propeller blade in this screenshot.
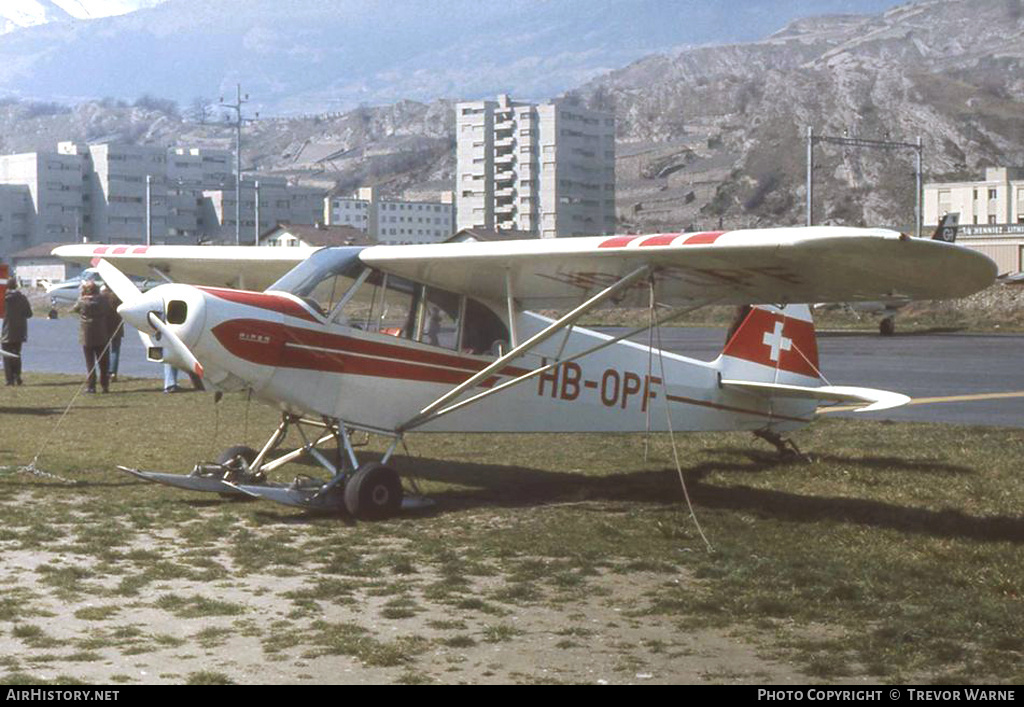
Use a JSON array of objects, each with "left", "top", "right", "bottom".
[
  {"left": 147, "top": 311, "right": 204, "bottom": 379},
  {"left": 94, "top": 259, "right": 143, "bottom": 305},
  {"left": 0, "top": 348, "right": 19, "bottom": 359}
]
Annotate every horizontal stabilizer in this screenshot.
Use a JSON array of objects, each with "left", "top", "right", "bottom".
[{"left": 720, "top": 379, "right": 911, "bottom": 412}]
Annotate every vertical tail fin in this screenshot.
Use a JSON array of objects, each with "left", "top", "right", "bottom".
[
  {"left": 717, "top": 304, "right": 821, "bottom": 386},
  {"left": 931, "top": 212, "right": 959, "bottom": 242}
]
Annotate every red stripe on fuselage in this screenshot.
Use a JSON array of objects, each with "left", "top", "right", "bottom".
[
  {"left": 211, "top": 319, "right": 530, "bottom": 386},
  {"left": 199, "top": 287, "right": 320, "bottom": 323}
]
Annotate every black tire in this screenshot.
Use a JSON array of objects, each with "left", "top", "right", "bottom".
[
  {"left": 344, "top": 463, "right": 403, "bottom": 520},
  {"left": 215, "top": 445, "right": 259, "bottom": 499},
  {"left": 217, "top": 445, "right": 257, "bottom": 468},
  {"left": 879, "top": 317, "right": 896, "bottom": 336}
]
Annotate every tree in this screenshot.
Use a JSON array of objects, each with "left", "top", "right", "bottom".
[{"left": 190, "top": 97, "right": 214, "bottom": 124}]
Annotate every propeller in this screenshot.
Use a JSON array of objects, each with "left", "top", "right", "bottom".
[
  {"left": 94, "top": 259, "right": 204, "bottom": 380},
  {"left": 146, "top": 311, "right": 204, "bottom": 379},
  {"left": 0, "top": 348, "right": 18, "bottom": 359}
]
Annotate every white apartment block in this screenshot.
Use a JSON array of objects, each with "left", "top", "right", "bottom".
[
  {"left": 325, "top": 186, "right": 454, "bottom": 244},
  {"left": 0, "top": 142, "right": 326, "bottom": 260},
  {"left": 924, "top": 167, "right": 1024, "bottom": 226},
  {"left": 0, "top": 150, "right": 87, "bottom": 257},
  {"left": 456, "top": 94, "right": 616, "bottom": 239}
]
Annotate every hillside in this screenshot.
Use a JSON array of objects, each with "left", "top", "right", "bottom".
[{"left": 582, "top": 0, "right": 1024, "bottom": 230}]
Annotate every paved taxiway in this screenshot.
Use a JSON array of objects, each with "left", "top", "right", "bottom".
[{"left": 18, "top": 316, "right": 1024, "bottom": 428}]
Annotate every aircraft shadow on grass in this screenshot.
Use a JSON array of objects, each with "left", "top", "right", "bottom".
[
  {"left": 79, "top": 443, "right": 1020, "bottom": 543},
  {"left": 247, "top": 449, "right": 1022, "bottom": 543},
  {"left": 0, "top": 406, "right": 66, "bottom": 417}
]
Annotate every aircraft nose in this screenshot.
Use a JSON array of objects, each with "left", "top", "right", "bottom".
[{"left": 117, "top": 290, "right": 163, "bottom": 335}]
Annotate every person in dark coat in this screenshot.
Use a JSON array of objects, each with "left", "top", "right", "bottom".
[
  {"left": 72, "top": 280, "right": 112, "bottom": 393},
  {"left": 2, "top": 277, "right": 32, "bottom": 386}
]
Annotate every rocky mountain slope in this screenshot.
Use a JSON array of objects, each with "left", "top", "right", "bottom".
[{"left": 582, "top": 0, "right": 1024, "bottom": 230}]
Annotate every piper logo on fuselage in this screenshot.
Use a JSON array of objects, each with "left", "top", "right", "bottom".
[{"left": 239, "top": 332, "right": 271, "bottom": 345}]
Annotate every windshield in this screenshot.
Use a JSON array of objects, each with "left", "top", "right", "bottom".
[{"left": 267, "top": 247, "right": 366, "bottom": 315}]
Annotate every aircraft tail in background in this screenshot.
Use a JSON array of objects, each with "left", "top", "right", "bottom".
[{"left": 931, "top": 212, "right": 960, "bottom": 243}]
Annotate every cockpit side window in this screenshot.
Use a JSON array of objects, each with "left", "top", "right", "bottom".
[
  {"left": 376, "top": 274, "right": 421, "bottom": 339},
  {"left": 416, "top": 287, "right": 461, "bottom": 350},
  {"left": 320, "top": 265, "right": 509, "bottom": 356},
  {"left": 461, "top": 299, "right": 509, "bottom": 357}
]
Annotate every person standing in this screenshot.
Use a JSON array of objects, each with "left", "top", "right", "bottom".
[
  {"left": 102, "top": 285, "right": 124, "bottom": 382},
  {"left": 72, "top": 280, "right": 112, "bottom": 393},
  {"left": 2, "top": 277, "right": 32, "bottom": 386}
]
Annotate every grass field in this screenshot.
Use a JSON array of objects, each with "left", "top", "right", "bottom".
[{"left": 0, "top": 375, "right": 1021, "bottom": 684}]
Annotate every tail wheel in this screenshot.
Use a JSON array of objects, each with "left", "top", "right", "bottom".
[{"left": 344, "top": 463, "right": 403, "bottom": 520}]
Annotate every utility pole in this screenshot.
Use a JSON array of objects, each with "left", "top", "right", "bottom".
[
  {"left": 254, "top": 180, "right": 261, "bottom": 246},
  {"left": 220, "top": 84, "right": 256, "bottom": 245},
  {"left": 806, "top": 130, "right": 924, "bottom": 237},
  {"left": 145, "top": 174, "right": 152, "bottom": 246}
]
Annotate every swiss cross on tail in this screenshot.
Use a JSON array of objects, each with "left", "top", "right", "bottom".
[{"left": 721, "top": 305, "right": 820, "bottom": 380}]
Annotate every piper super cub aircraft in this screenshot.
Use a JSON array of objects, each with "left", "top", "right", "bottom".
[{"left": 53, "top": 226, "right": 996, "bottom": 519}]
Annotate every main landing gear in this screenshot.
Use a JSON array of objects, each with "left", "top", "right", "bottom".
[{"left": 119, "top": 414, "right": 412, "bottom": 520}]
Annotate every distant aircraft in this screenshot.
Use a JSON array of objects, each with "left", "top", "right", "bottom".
[
  {"left": 54, "top": 226, "right": 995, "bottom": 519},
  {"left": 815, "top": 213, "right": 961, "bottom": 335},
  {"left": 44, "top": 267, "right": 159, "bottom": 307}
]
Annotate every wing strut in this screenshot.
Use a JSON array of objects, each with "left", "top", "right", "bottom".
[
  {"left": 398, "top": 266, "right": 651, "bottom": 432},
  {"left": 401, "top": 298, "right": 712, "bottom": 432}
]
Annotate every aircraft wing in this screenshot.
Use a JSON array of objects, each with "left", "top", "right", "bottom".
[
  {"left": 359, "top": 227, "right": 997, "bottom": 309},
  {"left": 50, "top": 244, "right": 315, "bottom": 292}
]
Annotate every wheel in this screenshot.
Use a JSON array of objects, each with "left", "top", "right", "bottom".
[
  {"left": 217, "top": 445, "right": 257, "bottom": 468},
  {"left": 344, "top": 463, "right": 403, "bottom": 520},
  {"left": 879, "top": 317, "right": 896, "bottom": 336},
  {"left": 215, "top": 445, "right": 259, "bottom": 495}
]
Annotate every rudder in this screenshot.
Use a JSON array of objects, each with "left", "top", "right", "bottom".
[{"left": 717, "top": 304, "right": 821, "bottom": 386}]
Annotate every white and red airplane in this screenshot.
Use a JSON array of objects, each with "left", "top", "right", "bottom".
[{"left": 53, "top": 226, "right": 996, "bottom": 519}]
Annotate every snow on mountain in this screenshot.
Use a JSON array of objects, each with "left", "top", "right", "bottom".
[
  {"left": 51, "top": 0, "right": 167, "bottom": 20},
  {"left": 0, "top": 1, "right": 72, "bottom": 34},
  {"left": 0, "top": 0, "right": 166, "bottom": 33}
]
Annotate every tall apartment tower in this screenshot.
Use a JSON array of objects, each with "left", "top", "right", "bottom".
[{"left": 456, "top": 94, "right": 616, "bottom": 238}]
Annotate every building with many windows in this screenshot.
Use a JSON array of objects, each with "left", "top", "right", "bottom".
[
  {"left": 924, "top": 167, "right": 1024, "bottom": 275},
  {"left": 324, "top": 186, "right": 454, "bottom": 244},
  {"left": 0, "top": 141, "right": 327, "bottom": 262},
  {"left": 456, "top": 94, "right": 616, "bottom": 239},
  {"left": 924, "top": 167, "right": 1024, "bottom": 226},
  {"left": 202, "top": 175, "right": 325, "bottom": 245},
  {"left": 0, "top": 149, "right": 87, "bottom": 257}
]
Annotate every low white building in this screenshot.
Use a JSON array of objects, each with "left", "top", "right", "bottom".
[
  {"left": 924, "top": 167, "right": 1024, "bottom": 227},
  {"left": 324, "top": 186, "right": 454, "bottom": 244}
]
